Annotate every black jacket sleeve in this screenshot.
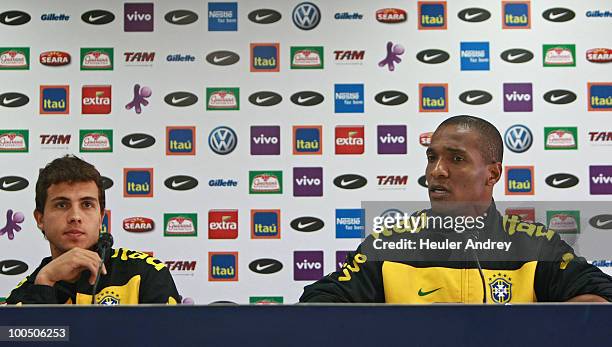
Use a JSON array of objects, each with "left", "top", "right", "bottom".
[
  {"left": 300, "top": 236, "right": 385, "bottom": 303},
  {"left": 5, "top": 258, "right": 60, "bottom": 304},
  {"left": 139, "top": 262, "right": 181, "bottom": 304},
  {"left": 535, "top": 232, "right": 612, "bottom": 302}
]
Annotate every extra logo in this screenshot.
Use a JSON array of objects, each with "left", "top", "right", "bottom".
[
  {"left": 82, "top": 85, "right": 111, "bottom": 114},
  {"left": 248, "top": 9, "right": 282, "bottom": 24},
  {"left": 419, "top": 83, "right": 448, "bottom": 112},
  {"left": 209, "top": 252, "right": 238, "bottom": 281},
  {"left": 207, "top": 88, "right": 239, "bottom": 110},
  {"left": 418, "top": 1, "right": 447, "bottom": 29},
  {"left": 0, "top": 47, "right": 29, "bottom": 70},
  {"left": 164, "top": 213, "right": 197, "bottom": 236},
  {"left": 376, "top": 8, "right": 407, "bottom": 24},
  {"left": 81, "top": 10, "right": 114, "bottom": 25},
  {"left": 79, "top": 129, "right": 112, "bottom": 152},
  {"left": 543, "top": 44, "right": 576, "bottom": 67},
  {"left": 588, "top": 83, "right": 612, "bottom": 111},
  {"left": 458, "top": 8, "right": 491, "bottom": 23},
  {"left": 206, "top": 50, "right": 240, "bottom": 66},
  {"left": 333, "top": 174, "right": 367, "bottom": 190},
  {"left": 460, "top": 42, "right": 490, "bottom": 70},
  {"left": 459, "top": 90, "right": 492, "bottom": 105},
  {"left": 123, "top": 168, "right": 153, "bottom": 197},
  {"left": 40, "top": 51, "right": 70, "bottom": 67},
  {"left": 546, "top": 173, "right": 579, "bottom": 189},
  {"left": 502, "top": 1, "right": 531, "bottom": 29},
  {"left": 249, "top": 259, "right": 282, "bottom": 274},
  {"left": 165, "top": 10, "right": 198, "bottom": 25},
  {"left": 505, "top": 166, "right": 534, "bottom": 195},
  {"left": 80, "top": 48, "right": 113, "bottom": 70},
  {"left": 293, "top": 167, "right": 323, "bottom": 197},
  {"left": 167, "top": 126, "right": 195, "bottom": 155},
  {"left": 124, "top": 2, "right": 153, "bottom": 32},
  {"left": 291, "top": 216, "right": 324, "bottom": 232},
  {"left": 291, "top": 46, "right": 324, "bottom": 69},
  {"left": 547, "top": 210, "right": 580, "bottom": 234},
  {"left": 249, "top": 91, "right": 282, "bottom": 107},
  {"left": 377, "top": 175, "right": 408, "bottom": 189},
  {"left": 335, "top": 126, "right": 364, "bottom": 155},
  {"left": 209, "top": 126, "right": 237, "bottom": 155},
  {"left": 122, "top": 133, "right": 155, "bottom": 149},
  {"left": 251, "top": 43, "right": 279, "bottom": 72},
  {"left": 375, "top": 90, "right": 408, "bottom": 106},
  {"left": 293, "top": 125, "right": 322, "bottom": 155},
  {"left": 503, "top": 83, "right": 532, "bottom": 112},
  {"left": 334, "top": 50, "right": 365, "bottom": 64},
  {"left": 0, "top": 130, "right": 28, "bottom": 153},
  {"left": 542, "top": 8, "right": 575, "bottom": 23},
  {"left": 0, "top": 11, "right": 31, "bottom": 26},
  {"left": 251, "top": 126, "right": 280, "bottom": 155},
  {"left": 543, "top": 89, "right": 577, "bottom": 105},
  {"left": 0, "top": 176, "right": 28, "bottom": 192},
  {"left": 208, "top": 2, "right": 237, "bottom": 31},
  {"left": 40, "top": 85, "right": 69, "bottom": 114},
  {"left": 504, "top": 125, "right": 532, "bottom": 153},
  {"left": 294, "top": 251, "right": 323, "bottom": 280},
  {"left": 293, "top": 2, "right": 320, "bottom": 30},
  {"left": 124, "top": 52, "right": 155, "bottom": 66},
  {"left": 0, "top": 92, "right": 29, "bottom": 108},
  {"left": 589, "top": 131, "right": 612, "bottom": 145},
  {"left": 377, "top": 125, "right": 407, "bottom": 154},
  {"left": 589, "top": 214, "right": 612, "bottom": 230},
  {"left": 587, "top": 48, "right": 612, "bottom": 63},
  {"left": 251, "top": 209, "right": 280, "bottom": 239},
  {"left": 208, "top": 209, "right": 238, "bottom": 239},
  {"left": 0, "top": 260, "right": 28, "bottom": 275},
  {"left": 545, "top": 127, "right": 577, "bottom": 150},
  {"left": 123, "top": 217, "right": 154, "bottom": 232},
  {"left": 335, "top": 84, "right": 364, "bottom": 113},
  {"left": 164, "top": 175, "right": 198, "bottom": 191},
  {"left": 336, "top": 209, "right": 365, "bottom": 238},
  {"left": 291, "top": 91, "right": 324, "bottom": 106},
  {"left": 249, "top": 171, "right": 282, "bottom": 194},
  {"left": 500, "top": 48, "right": 533, "bottom": 64},
  {"left": 416, "top": 49, "right": 449, "bottom": 64},
  {"left": 590, "top": 166, "right": 612, "bottom": 195},
  {"left": 164, "top": 91, "right": 198, "bottom": 107}
]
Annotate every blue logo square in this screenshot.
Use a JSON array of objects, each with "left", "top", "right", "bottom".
[
  {"left": 294, "top": 127, "right": 321, "bottom": 154},
  {"left": 208, "top": 2, "right": 238, "bottom": 31},
  {"left": 335, "top": 84, "right": 364, "bottom": 113},
  {"left": 504, "top": 3, "right": 529, "bottom": 28},
  {"left": 210, "top": 253, "right": 237, "bottom": 280},
  {"left": 41, "top": 87, "right": 68, "bottom": 113},
  {"left": 589, "top": 84, "right": 612, "bottom": 111},
  {"left": 252, "top": 211, "right": 280, "bottom": 238},
  {"left": 335, "top": 209, "right": 365, "bottom": 238},
  {"left": 125, "top": 170, "right": 152, "bottom": 196},
  {"left": 506, "top": 168, "right": 534, "bottom": 194},
  {"left": 167, "top": 128, "right": 195, "bottom": 155},
  {"left": 460, "top": 42, "right": 490, "bottom": 71},
  {"left": 420, "top": 84, "right": 448, "bottom": 112},
  {"left": 252, "top": 44, "right": 279, "bottom": 71},
  {"left": 420, "top": 3, "right": 446, "bottom": 28}
]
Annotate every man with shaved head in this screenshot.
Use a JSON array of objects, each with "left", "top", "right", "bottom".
[{"left": 300, "top": 115, "right": 612, "bottom": 303}]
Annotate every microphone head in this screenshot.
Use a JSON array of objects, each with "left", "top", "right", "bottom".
[{"left": 98, "top": 232, "right": 114, "bottom": 249}]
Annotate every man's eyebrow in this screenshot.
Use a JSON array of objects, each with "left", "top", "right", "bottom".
[{"left": 443, "top": 146, "right": 468, "bottom": 154}]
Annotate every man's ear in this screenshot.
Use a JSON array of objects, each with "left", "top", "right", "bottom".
[
  {"left": 33, "top": 209, "right": 45, "bottom": 236},
  {"left": 487, "top": 162, "right": 502, "bottom": 186}
]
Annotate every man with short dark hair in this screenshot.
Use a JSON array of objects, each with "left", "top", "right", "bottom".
[
  {"left": 300, "top": 115, "right": 612, "bottom": 303},
  {"left": 6, "top": 155, "right": 180, "bottom": 305}
]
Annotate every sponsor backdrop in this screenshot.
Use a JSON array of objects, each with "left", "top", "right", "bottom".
[{"left": 0, "top": 0, "right": 611, "bottom": 304}]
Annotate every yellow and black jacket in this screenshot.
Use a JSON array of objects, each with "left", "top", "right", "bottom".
[
  {"left": 6, "top": 248, "right": 180, "bottom": 305},
  {"left": 300, "top": 203, "right": 612, "bottom": 303}
]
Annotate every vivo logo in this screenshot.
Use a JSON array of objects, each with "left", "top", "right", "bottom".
[
  {"left": 296, "top": 176, "right": 321, "bottom": 186},
  {"left": 295, "top": 259, "right": 321, "bottom": 270},
  {"left": 379, "top": 134, "right": 405, "bottom": 144}
]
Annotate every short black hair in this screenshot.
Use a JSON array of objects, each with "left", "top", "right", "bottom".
[
  {"left": 35, "top": 155, "right": 105, "bottom": 213},
  {"left": 435, "top": 115, "right": 503, "bottom": 163}
]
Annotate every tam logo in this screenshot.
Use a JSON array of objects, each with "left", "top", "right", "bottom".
[
  {"left": 418, "top": 1, "right": 447, "bottom": 29},
  {"left": 293, "top": 125, "right": 322, "bottom": 155},
  {"left": 334, "top": 50, "right": 365, "bottom": 64},
  {"left": 208, "top": 209, "right": 238, "bottom": 239},
  {"left": 293, "top": 251, "right": 323, "bottom": 280},
  {"left": 502, "top": 1, "right": 531, "bottom": 29},
  {"left": 123, "top": 217, "right": 154, "bottom": 232},
  {"left": 123, "top": 168, "right": 153, "bottom": 197},
  {"left": 335, "top": 126, "right": 364, "bottom": 154},
  {"left": 166, "top": 126, "right": 195, "bottom": 155},
  {"left": 250, "top": 43, "right": 279, "bottom": 72},
  {"left": 40, "top": 134, "right": 71, "bottom": 146},
  {"left": 505, "top": 166, "right": 534, "bottom": 195},
  {"left": 82, "top": 85, "right": 111, "bottom": 114},
  {"left": 40, "top": 85, "right": 69, "bottom": 114},
  {"left": 419, "top": 83, "right": 448, "bottom": 112},
  {"left": 209, "top": 252, "right": 238, "bottom": 281},
  {"left": 377, "top": 175, "right": 408, "bottom": 189},
  {"left": 124, "top": 52, "right": 155, "bottom": 66},
  {"left": 251, "top": 210, "right": 280, "bottom": 239}
]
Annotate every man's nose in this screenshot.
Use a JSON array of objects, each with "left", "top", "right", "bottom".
[
  {"left": 429, "top": 159, "right": 449, "bottom": 178},
  {"left": 68, "top": 206, "right": 83, "bottom": 224}
]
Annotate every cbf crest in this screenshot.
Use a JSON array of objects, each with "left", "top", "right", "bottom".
[
  {"left": 489, "top": 273, "right": 512, "bottom": 304},
  {"left": 96, "top": 289, "right": 120, "bottom": 305}
]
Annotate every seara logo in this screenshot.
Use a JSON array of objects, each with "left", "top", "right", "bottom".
[
  {"left": 206, "top": 88, "right": 239, "bottom": 110},
  {"left": 505, "top": 166, "right": 534, "bottom": 195},
  {"left": 0, "top": 47, "right": 29, "bottom": 70},
  {"left": 123, "top": 217, "right": 154, "bottom": 232},
  {"left": 166, "top": 126, "right": 195, "bottom": 155},
  {"left": 40, "top": 51, "right": 70, "bottom": 67},
  {"left": 0, "top": 130, "right": 28, "bottom": 153},
  {"left": 293, "top": 251, "right": 323, "bottom": 280},
  {"left": 251, "top": 209, "right": 280, "bottom": 239},
  {"left": 586, "top": 48, "right": 612, "bottom": 63},
  {"left": 209, "top": 252, "right": 238, "bottom": 281},
  {"left": 376, "top": 8, "right": 407, "bottom": 24},
  {"left": 40, "top": 85, "right": 69, "bottom": 115},
  {"left": 418, "top": 1, "right": 447, "bottom": 29},
  {"left": 123, "top": 168, "right": 153, "bottom": 197},
  {"left": 293, "top": 125, "right": 322, "bottom": 155},
  {"left": 250, "top": 43, "right": 279, "bottom": 72},
  {"left": 249, "top": 170, "right": 282, "bottom": 194},
  {"left": 208, "top": 209, "right": 238, "bottom": 239},
  {"left": 588, "top": 83, "right": 612, "bottom": 111},
  {"left": 79, "top": 129, "right": 113, "bottom": 153},
  {"left": 419, "top": 83, "right": 448, "bottom": 112},
  {"left": 164, "top": 213, "right": 197, "bottom": 236},
  {"left": 502, "top": 1, "right": 531, "bottom": 29}
]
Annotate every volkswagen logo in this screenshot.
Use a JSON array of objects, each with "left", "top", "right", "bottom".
[
  {"left": 504, "top": 125, "right": 533, "bottom": 153},
  {"left": 293, "top": 2, "right": 320, "bottom": 30},
  {"left": 209, "top": 126, "right": 237, "bottom": 155}
]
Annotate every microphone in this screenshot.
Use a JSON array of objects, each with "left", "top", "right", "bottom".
[
  {"left": 465, "top": 230, "right": 487, "bottom": 304},
  {"left": 91, "top": 232, "right": 113, "bottom": 304}
]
